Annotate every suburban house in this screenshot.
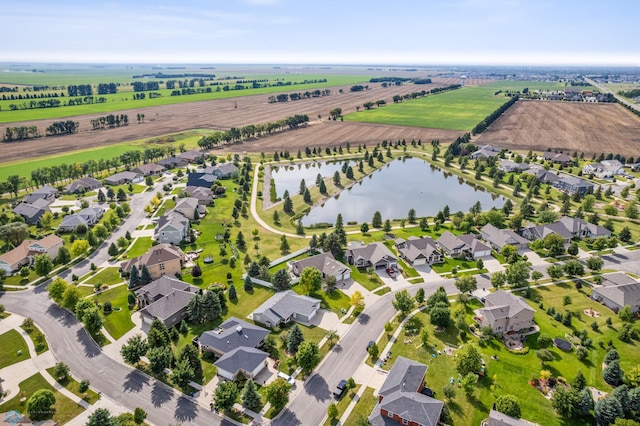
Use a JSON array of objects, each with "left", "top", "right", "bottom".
[
  {"left": 203, "top": 163, "right": 239, "bottom": 179},
  {"left": 522, "top": 216, "right": 610, "bottom": 243},
  {"left": 543, "top": 151, "right": 572, "bottom": 165},
  {"left": 436, "top": 231, "right": 492, "bottom": 259},
  {"left": 59, "top": 207, "right": 105, "bottom": 232},
  {"left": 183, "top": 186, "right": 214, "bottom": 205},
  {"left": 177, "top": 149, "right": 206, "bottom": 163},
  {"left": 13, "top": 202, "right": 48, "bottom": 225},
  {"left": 23, "top": 185, "right": 58, "bottom": 204},
  {"left": 252, "top": 290, "right": 321, "bottom": 328},
  {"left": 525, "top": 166, "right": 560, "bottom": 184},
  {"left": 484, "top": 409, "right": 539, "bottom": 426},
  {"left": 59, "top": 214, "right": 89, "bottom": 232},
  {"left": 174, "top": 197, "right": 206, "bottom": 220},
  {"left": 553, "top": 175, "right": 594, "bottom": 196},
  {"left": 394, "top": 236, "right": 442, "bottom": 266},
  {"left": 582, "top": 159, "right": 625, "bottom": 178},
  {"left": 198, "top": 317, "right": 270, "bottom": 381},
  {"left": 368, "top": 356, "right": 443, "bottom": 426},
  {"left": 480, "top": 224, "right": 529, "bottom": 250},
  {"left": 471, "top": 144, "right": 501, "bottom": 160},
  {"left": 120, "top": 244, "right": 185, "bottom": 280},
  {"left": 0, "top": 234, "right": 64, "bottom": 274},
  {"left": 345, "top": 242, "right": 398, "bottom": 270},
  {"left": 187, "top": 172, "right": 217, "bottom": 188},
  {"left": 154, "top": 210, "right": 190, "bottom": 245},
  {"left": 498, "top": 160, "right": 530, "bottom": 173},
  {"left": 475, "top": 290, "right": 536, "bottom": 334},
  {"left": 132, "top": 163, "right": 165, "bottom": 176},
  {"left": 135, "top": 275, "right": 199, "bottom": 329},
  {"left": 104, "top": 171, "right": 143, "bottom": 186},
  {"left": 64, "top": 177, "right": 102, "bottom": 194},
  {"left": 157, "top": 157, "right": 188, "bottom": 169},
  {"left": 592, "top": 273, "right": 640, "bottom": 313},
  {"left": 288, "top": 252, "right": 351, "bottom": 282}
]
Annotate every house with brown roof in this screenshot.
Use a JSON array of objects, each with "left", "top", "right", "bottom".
[
  {"left": 120, "top": 244, "right": 184, "bottom": 281},
  {"left": 394, "top": 237, "right": 442, "bottom": 266},
  {"left": 543, "top": 151, "right": 572, "bottom": 165},
  {"left": 475, "top": 290, "right": 536, "bottom": 334},
  {"left": 369, "top": 356, "right": 443, "bottom": 426},
  {"left": 157, "top": 157, "right": 188, "bottom": 169},
  {"left": 288, "top": 252, "right": 351, "bottom": 282},
  {"left": 0, "top": 234, "right": 64, "bottom": 274},
  {"left": 135, "top": 275, "right": 199, "bottom": 329},
  {"left": 132, "top": 163, "right": 165, "bottom": 176},
  {"left": 345, "top": 242, "right": 398, "bottom": 270},
  {"left": 436, "top": 231, "right": 492, "bottom": 259},
  {"left": 592, "top": 273, "right": 640, "bottom": 313}
]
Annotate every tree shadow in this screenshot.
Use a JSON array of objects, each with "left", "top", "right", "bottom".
[
  {"left": 76, "top": 328, "right": 100, "bottom": 358},
  {"left": 122, "top": 369, "right": 149, "bottom": 393},
  {"left": 304, "top": 374, "right": 331, "bottom": 403},
  {"left": 151, "top": 381, "right": 174, "bottom": 407},
  {"left": 174, "top": 395, "right": 198, "bottom": 423},
  {"left": 358, "top": 314, "right": 370, "bottom": 325},
  {"left": 46, "top": 303, "right": 76, "bottom": 328}
]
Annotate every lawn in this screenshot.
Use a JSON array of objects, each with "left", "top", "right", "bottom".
[
  {"left": 431, "top": 257, "right": 480, "bottom": 274},
  {"left": 45, "top": 367, "right": 101, "bottom": 404},
  {"left": 93, "top": 284, "right": 135, "bottom": 340},
  {"left": 324, "top": 384, "right": 361, "bottom": 426},
  {"left": 123, "top": 237, "right": 153, "bottom": 259},
  {"left": 0, "top": 373, "right": 85, "bottom": 424},
  {"left": 343, "top": 86, "right": 510, "bottom": 131},
  {"left": 0, "top": 329, "right": 30, "bottom": 368},
  {"left": 3, "top": 269, "right": 38, "bottom": 286},
  {"left": 21, "top": 324, "right": 49, "bottom": 354},
  {"left": 348, "top": 267, "right": 382, "bottom": 291},
  {"left": 84, "top": 267, "right": 124, "bottom": 286},
  {"left": 292, "top": 286, "right": 351, "bottom": 318},
  {"left": 343, "top": 386, "right": 377, "bottom": 425},
  {"left": 274, "top": 323, "right": 328, "bottom": 374}
]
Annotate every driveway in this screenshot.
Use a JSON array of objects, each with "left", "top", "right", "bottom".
[
  {"left": 305, "top": 309, "right": 340, "bottom": 331},
  {"left": 413, "top": 263, "right": 443, "bottom": 282}
]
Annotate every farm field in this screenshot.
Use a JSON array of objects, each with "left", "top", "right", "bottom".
[
  {"left": 0, "top": 81, "right": 450, "bottom": 164},
  {"left": 475, "top": 100, "right": 640, "bottom": 156},
  {"left": 343, "top": 86, "right": 510, "bottom": 131}
]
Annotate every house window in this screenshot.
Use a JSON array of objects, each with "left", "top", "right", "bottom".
[
  {"left": 159, "top": 263, "right": 165, "bottom": 270},
  {"left": 387, "top": 411, "right": 394, "bottom": 418},
  {"left": 402, "top": 419, "right": 408, "bottom": 425}
]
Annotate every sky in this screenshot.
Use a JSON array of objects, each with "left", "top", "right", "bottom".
[{"left": 2, "top": 0, "right": 639, "bottom": 66}]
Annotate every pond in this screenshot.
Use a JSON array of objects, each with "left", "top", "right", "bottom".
[
  {"left": 270, "top": 160, "right": 355, "bottom": 198},
  {"left": 291, "top": 157, "right": 505, "bottom": 226}
]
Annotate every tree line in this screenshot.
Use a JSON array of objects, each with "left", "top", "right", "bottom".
[
  {"left": 132, "top": 81, "right": 160, "bottom": 92},
  {"left": 90, "top": 114, "right": 129, "bottom": 130},
  {"left": 268, "top": 89, "right": 331, "bottom": 103},
  {"left": 471, "top": 94, "right": 519, "bottom": 135},
  {"left": 46, "top": 120, "right": 79, "bottom": 136},
  {"left": 4, "top": 126, "right": 40, "bottom": 142},
  {"left": 197, "top": 115, "right": 309, "bottom": 149},
  {"left": 67, "top": 84, "right": 93, "bottom": 96}
]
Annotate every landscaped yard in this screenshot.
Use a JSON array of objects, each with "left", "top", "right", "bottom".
[
  {"left": 0, "top": 329, "right": 30, "bottom": 368},
  {"left": 273, "top": 323, "right": 328, "bottom": 374},
  {"left": 93, "top": 284, "right": 135, "bottom": 340},
  {"left": 343, "top": 386, "right": 377, "bottom": 425},
  {"left": 123, "top": 237, "right": 153, "bottom": 259},
  {"left": 324, "top": 384, "right": 361, "bottom": 426},
  {"left": 21, "top": 324, "right": 49, "bottom": 354},
  {"left": 348, "top": 267, "right": 382, "bottom": 291},
  {"left": 45, "top": 367, "right": 100, "bottom": 404},
  {"left": 84, "top": 267, "right": 124, "bottom": 286},
  {"left": 0, "top": 373, "right": 85, "bottom": 424},
  {"left": 292, "top": 286, "right": 351, "bottom": 318}
]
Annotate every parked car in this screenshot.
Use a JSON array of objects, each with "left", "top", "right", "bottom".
[
  {"left": 277, "top": 371, "right": 295, "bottom": 385},
  {"left": 386, "top": 268, "right": 395, "bottom": 277},
  {"left": 333, "top": 379, "right": 347, "bottom": 399},
  {"left": 367, "top": 340, "right": 375, "bottom": 351}
]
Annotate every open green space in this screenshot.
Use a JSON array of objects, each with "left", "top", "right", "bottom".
[
  {"left": 324, "top": 384, "right": 361, "bottom": 426},
  {"left": 0, "top": 373, "right": 85, "bottom": 424},
  {"left": 45, "top": 367, "right": 101, "bottom": 404},
  {"left": 0, "top": 329, "right": 30, "bottom": 368},
  {"left": 94, "top": 284, "right": 135, "bottom": 340},
  {"left": 343, "top": 86, "right": 509, "bottom": 130},
  {"left": 343, "top": 386, "right": 377, "bottom": 425},
  {"left": 84, "top": 267, "right": 124, "bottom": 286},
  {"left": 124, "top": 237, "right": 153, "bottom": 259},
  {"left": 21, "top": 324, "right": 49, "bottom": 355}
]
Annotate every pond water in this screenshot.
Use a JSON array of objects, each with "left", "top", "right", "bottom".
[
  {"left": 287, "top": 157, "right": 506, "bottom": 225},
  {"left": 270, "top": 160, "right": 355, "bottom": 198}
]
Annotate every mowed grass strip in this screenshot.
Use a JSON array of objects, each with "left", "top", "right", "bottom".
[
  {"left": 0, "top": 329, "right": 30, "bottom": 368},
  {"left": 343, "top": 86, "right": 509, "bottom": 131}
]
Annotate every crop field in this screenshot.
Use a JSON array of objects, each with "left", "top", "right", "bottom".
[
  {"left": 481, "top": 80, "right": 574, "bottom": 91},
  {"left": 0, "top": 81, "right": 451, "bottom": 164},
  {"left": 475, "top": 100, "right": 640, "bottom": 156},
  {"left": 343, "top": 86, "right": 510, "bottom": 130}
]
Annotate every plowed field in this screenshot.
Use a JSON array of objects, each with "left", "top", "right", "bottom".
[{"left": 475, "top": 100, "right": 640, "bottom": 156}]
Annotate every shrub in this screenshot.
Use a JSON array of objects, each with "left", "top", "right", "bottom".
[{"left": 103, "top": 301, "right": 112, "bottom": 313}]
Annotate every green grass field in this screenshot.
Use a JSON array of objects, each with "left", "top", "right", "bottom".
[
  {"left": 343, "top": 86, "right": 509, "bottom": 131},
  {"left": 0, "top": 329, "right": 30, "bottom": 368},
  {"left": 94, "top": 285, "right": 135, "bottom": 340}
]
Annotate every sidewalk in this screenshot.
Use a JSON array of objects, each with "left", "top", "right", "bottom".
[{"left": 102, "top": 312, "right": 143, "bottom": 363}]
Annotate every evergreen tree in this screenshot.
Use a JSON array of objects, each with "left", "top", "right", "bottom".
[
  {"left": 241, "top": 379, "right": 262, "bottom": 412},
  {"left": 602, "top": 359, "right": 624, "bottom": 386},
  {"left": 139, "top": 264, "right": 151, "bottom": 284},
  {"left": 287, "top": 324, "right": 304, "bottom": 353},
  {"left": 595, "top": 397, "right": 623, "bottom": 426},
  {"left": 178, "top": 344, "right": 203, "bottom": 381},
  {"left": 244, "top": 275, "right": 253, "bottom": 291},
  {"left": 147, "top": 319, "right": 170, "bottom": 349},
  {"left": 108, "top": 242, "right": 119, "bottom": 257},
  {"left": 128, "top": 265, "right": 140, "bottom": 288},
  {"left": 228, "top": 283, "right": 237, "bottom": 300}
]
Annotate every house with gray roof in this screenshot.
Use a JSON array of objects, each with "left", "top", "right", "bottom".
[
  {"left": 485, "top": 409, "right": 539, "bottom": 426},
  {"left": 471, "top": 145, "right": 501, "bottom": 160},
  {"left": 207, "top": 163, "right": 238, "bottom": 179},
  {"left": 59, "top": 207, "right": 104, "bottom": 232},
  {"left": 186, "top": 172, "right": 217, "bottom": 188},
  {"left": 436, "top": 231, "right": 492, "bottom": 259},
  {"left": 543, "top": 151, "right": 572, "bottom": 165},
  {"left": 369, "top": 356, "right": 443, "bottom": 426},
  {"left": 177, "top": 149, "right": 206, "bottom": 163},
  {"left": 525, "top": 166, "right": 560, "bottom": 184},
  {"left": 554, "top": 175, "right": 594, "bottom": 196},
  {"left": 58, "top": 214, "right": 89, "bottom": 232},
  {"left": 345, "top": 242, "right": 398, "bottom": 270},
  {"left": 135, "top": 275, "right": 199, "bottom": 329},
  {"left": 558, "top": 216, "right": 611, "bottom": 239},
  {"left": 498, "top": 160, "right": 530, "bottom": 173},
  {"left": 183, "top": 186, "right": 214, "bottom": 205},
  {"left": 64, "top": 177, "right": 102, "bottom": 194},
  {"left": 476, "top": 290, "right": 536, "bottom": 334},
  {"left": 582, "top": 160, "right": 624, "bottom": 178},
  {"left": 104, "top": 171, "right": 143, "bottom": 185},
  {"left": 480, "top": 224, "right": 529, "bottom": 250},
  {"left": 592, "top": 273, "right": 640, "bottom": 313},
  {"left": 394, "top": 236, "right": 442, "bottom": 266},
  {"left": 174, "top": 197, "right": 206, "bottom": 220},
  {"left": 157, "top": 157, "right": 188, "bottom": 168},
  {"left": 13, "top": 202, "right": 47, "bottom": 225},
  {"left": 23, "top": 185, "right": 58, "bottom": 204},
  {"left": 289, "top": 252, "right": 351, "bottom": 282},
  {"left": 198, "top": 317, "right": 270, "bottom": 381},
  {"left": 154, "top": 210, "right": 190, "bottom": 245},
  {"left": 521, "top": 221, "right": 573, "bottom": 245},
  {"left": 252, "top": 290, "right": 321, "bottom": 328}
]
